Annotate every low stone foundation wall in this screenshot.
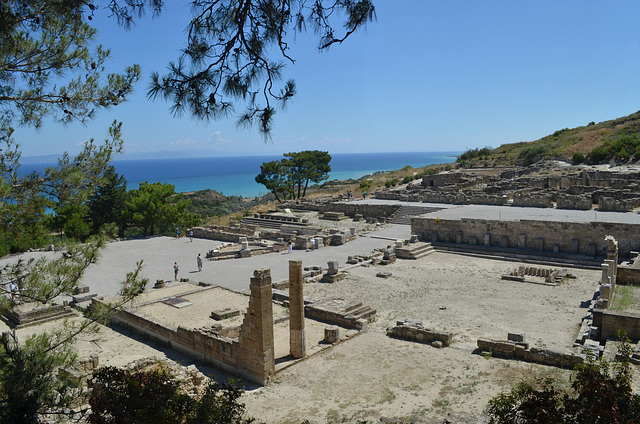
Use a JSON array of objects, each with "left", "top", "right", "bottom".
[
  {"left": 593, "top": 309, "right": 640, "bottom": 341},
  {"left": 617, "top": 264, "right": 640, "bottom": 285},
  {"left": 97, "top": 269, "right": 276, "bottom": 385},
  {"left": 512, "top": 193, "right": 553, "bottom": 208},
  {"left": 477, "top": 338, "right": 584, "bottom": 368},
  {"left": 598, "top": 196, "right": 640, "bottom": 212},
  {"left": 556, "top": 194, "right": 592, "bottom": 210},
  {"left": 321, "top": 202, "right": 400, "bottom": 220},
  {"left": 193, "top": 225, "right": 258, "bottom": 242},
  {"left": 420, "top": 191, "right": 468, "bottom": 205},
  {"left": 386, "top": 321, "right": 452, "bottom": 347}
]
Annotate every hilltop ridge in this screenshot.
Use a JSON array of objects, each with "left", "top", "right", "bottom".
[{"left": 459, "top": 110, "right": 640, "bottom": 167}]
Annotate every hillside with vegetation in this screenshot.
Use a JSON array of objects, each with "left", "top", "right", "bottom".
[{"left": 457, "top": 110, "right": 640, "bottom": 167}]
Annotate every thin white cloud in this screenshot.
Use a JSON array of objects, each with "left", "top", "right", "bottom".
[
  {"left": 209, "top": 131, "right": 234, "bottom": 144},
  {"left": 170, "top": 138, "right": 199, "bottom": 146}
]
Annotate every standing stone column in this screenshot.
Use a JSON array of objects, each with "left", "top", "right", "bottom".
[
  {"left": 289, "top": 260, "right": 306, "bottom": 359},
  {"left": 238, "top": 268, "right": 275, "bottom": 384},
  {"left": 606, "top": 236, "right": 619, "bottom": 289}
]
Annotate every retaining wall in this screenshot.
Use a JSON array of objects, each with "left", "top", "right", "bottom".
[
  {"left": 193, "top": 225, "right": 259, "bottom": 242},
  {"left": 593, "top": 309, "right": 640, "bottom": 341},
  {"left": 321, "top": 203, "right": 401, "bottom": 219},
  {"left": 413, "top": 217, "right": 640, "bottom": 259},
  {"left": 477, "top": 338, "right": 584, "bottom": 368}
]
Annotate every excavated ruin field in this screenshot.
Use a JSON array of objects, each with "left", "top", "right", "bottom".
[{"left": 4, "top": 247, "right": 639, "bottom": 423}]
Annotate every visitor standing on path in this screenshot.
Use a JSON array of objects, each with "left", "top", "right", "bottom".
[
  {"left": 197, "top": 254, "right": 203, "bottom": 272},
  {"left": 9, "top": 281, "right": 18, "bottom": 302},
  {"left": 310, "top": 238, "right": 315, "bottom": 250},
  {"left": 175, "top": 227, "right": 180, "bottom": 239},
  {"left": 174, "top": 262, "right": 179, "bottom": 281},
  {"left": 287, "top": 240, "right": 293, "bottom": 254},
  {"left": 189, "top": 230, "right": 193, "bottom": 242},
  {"left": 362, "top": 191, "right": 366, "bottom": 200}
]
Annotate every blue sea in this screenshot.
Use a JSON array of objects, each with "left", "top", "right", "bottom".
[{"left": 19, "top": 151, "right": 459, "bottom": 198}]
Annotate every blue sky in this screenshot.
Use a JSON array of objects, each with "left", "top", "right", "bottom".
[{"left": 16, "top": 0, "right": 640, "bottom": 159}]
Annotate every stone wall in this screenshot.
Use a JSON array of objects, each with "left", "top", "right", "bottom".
[
  {"left": 617, "top": 265, "right": 640, "bottom": 285},
  {"left": 421, "top": 173, "right": 464, "bottom": 188},
  {"left": 512, "top": 192, "right": 553, "bottom": 208},
  {"left": 193, "top": 224, "right": 258, "bottom": 242},
  {"left": 467, "top": 194, "right": 508, "bottom": 206},
  {"left": 420, "top": 192, "right": 469, "bottom": 204},
  {"left": 103, "top": 269, "right": 276, "bottom": 385},
  {"left": 593, "top": 309, "right": 640, "bottom": 341},
  {"left": 477, "top": 338, "right": 584, "bottom": 368},
  {"left": 386, "top": 322, "right": 452, "bottom": 346},
  {"left": 598, "top": 196, "right": 640, "bottom": 212},
  {"left": 413, "top": 217, "right": 640, "bottom": 259},
  {"left": 321, "top": 202, "right": 401, "bottom": 220},
  {"left": 556, "top": 194, "right": 592, "bottom": 210}
]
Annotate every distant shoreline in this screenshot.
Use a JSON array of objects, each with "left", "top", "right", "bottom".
[{"left": 19, "top": 151, "right": 461, "bottom": 198}]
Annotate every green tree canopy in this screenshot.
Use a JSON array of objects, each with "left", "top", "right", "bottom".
[
  {"left": 124, "top": 181, "right": 200, "bottom": 236},
  {"left": 255, "top": 150, "right": 332, "bottom": 201},
  {"left": 88, "top": 165, "right": 128, "bottom": 235},
  {"left": 0, "top": 0, "right": 142, "bottom": 129},
  {"left": 284, "top": 150, "right": 332, "bottom": 198},
  {"left": 148, "top": 0, "right": 375, "bottom": 137},
  {"left": 255, "top": 159, "right": 291, "bottom": 202}
]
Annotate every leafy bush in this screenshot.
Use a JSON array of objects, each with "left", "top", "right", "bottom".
[
  {"left": 589, "top": 146, "right": 609, "bottom": 163},
  {"left": 518, "top": 145, "right": 547, "bottom": 165},
  {"left": 88, "top": 367, "right": 254, "bottom": 424},
  {"left": 572, "top": 152, "right": 584, "bottom": 164},
  {"left": 359, "top": 179, "right": 372, "bottom": 191},
  {"left": 487, "top": 334, "right": 640, "bottom": 424},
  {"left": 457, "top": 146, "right": 494, "bottom": 163}
]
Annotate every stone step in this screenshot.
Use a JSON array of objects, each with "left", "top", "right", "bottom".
[
  {"left": 391, "top": 205, "right": 444, "bottom": 225},
  {"left": 396, "top": 242, "right": 435, "bottom": 260},
  {"left": 412, "top": 247, "right": 435, "bottom": 259},
  {"left": 343, "top": 301, "right": 364, "bottom": 314},
  {"left": 345, "top": 306, "right": 377, "bottom": 320},
  {"left": 241, "top": 217, "right": 282, "bottom": 229}
]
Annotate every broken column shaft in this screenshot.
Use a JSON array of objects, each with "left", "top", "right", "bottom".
[{"left": 289, "top": 260, "right": 306, "bottom": 359}]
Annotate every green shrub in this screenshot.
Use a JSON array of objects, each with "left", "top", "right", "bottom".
[
  {"left": 589, "top": 146, "right": 609, "bottom": 163},
  {"left": 457, "top": 146, "right": 494, "bottom": 163},
  {"left": 359, "top": 179, "right": 372, "bottom": 191},
  {"left": 519, "top": 145, "right": 547, "bottom": 165},
  {"left": 572, "top": 152, "right": 584, "bottom": 164}
]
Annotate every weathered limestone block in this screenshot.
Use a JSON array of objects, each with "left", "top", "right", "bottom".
[
  {"left": 210, "top": 308, "right": 240, "bottom": 320},
  {"left": 324, "top": 325, "right": 340, "bottom": 343},
  {"left": 387, "top": 321, "right": 453, "bottom": 347}
]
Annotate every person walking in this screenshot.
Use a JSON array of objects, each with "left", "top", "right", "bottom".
[
  {"left": 189, "top": 229, "right": 194, "bottom": 242},
  {"left": 197, "top": 254, "right": 203, "bottom": 272},
  {"left": 287, "top": 240, "right": 293, "bottom": 254},
  {"left": 174, "top": 262, "right": 179, "bottom": 281},
  {"left": 175, "top": 227, "right": 180, "bottom": 239},
  {"left": 362, "top": 190, "right": 366, "bottom": 200},
  {"left": 9, "top": 281, "right": 18, "bottom": 303}
]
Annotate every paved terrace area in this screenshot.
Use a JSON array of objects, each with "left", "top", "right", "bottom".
[
  {"left": 3, "top": 199, "right": 639, "bottom": 299},
  {"left": 361, "top": 199, "right": 640, "bottom": 224}
]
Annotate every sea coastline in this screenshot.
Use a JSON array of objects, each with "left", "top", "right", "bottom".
[{"left": 19, "top": 151, "right": 460, "bottom": 198}]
